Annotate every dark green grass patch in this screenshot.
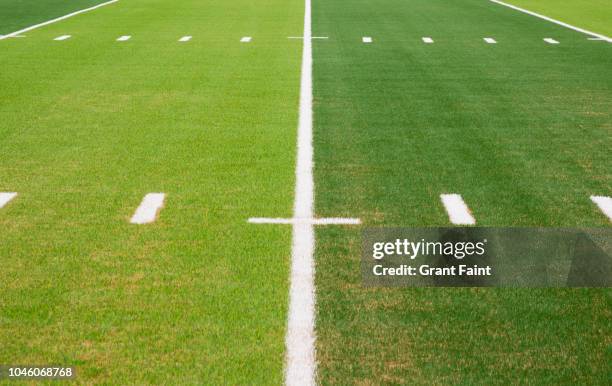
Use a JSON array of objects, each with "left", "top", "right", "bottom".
[
  {"left": 313, "top": 0, "right": 611, "bottom": 383},
  {"left": 508, "top": 0, "right": 612, "bottom": 37},
  {"left": 0, "top": 0, "right": 302, "bottom": 383},
  {"left": 0, "top": 0, "right": 112, "bottom": 35}
]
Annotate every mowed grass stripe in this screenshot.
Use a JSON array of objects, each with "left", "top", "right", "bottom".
[
  {"left": 498, "top": 0, "right": 612, "bottom": 37},
  {"left": 313, "top": 0, "right": 610, "bottom": 384},
  {"left": 0, "top": 0, "right": 303, "bottom": 383}
]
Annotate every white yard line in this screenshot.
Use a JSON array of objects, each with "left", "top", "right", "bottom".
[
  {"left": 484, "top": 37, "right": 497, "bottom": 44},
  {"left": 590, "top": 196, "right": 612, "bottom": 222},
  {"left": 490, "top": 0, "right": 612, "bottom": 42},
  {"left": 543, "top": 38, "right": 559, "bottom": 44},
  {"left": 240, "top": 36, "right": 252, "bottom": 42},
  {"left": 362, "top": 36, "right": 372, "bottom": 43},
  {"left": 179, "top": 36, "right": 192, "bottom": 42},
  {"left": 440, "top": 194, "right": 476, "bottom": 225},
  {"left": 130, "top": 193, "right": 165, "bottom": 224},
  {"left": 285, "top": 0, "right": 315, "bottom": 383},
  {"left": 0, "top": 0, "right": 119, "bottom": 41},
  {"left": 0, "top": 193, "right": 18, "bottom": 209},
  {"left": 422, "top": 37, "right": 434, "bottom": 43},
  {"left": 54, "top": 35, "right": 72, "bottom": 41},
  {"left": 117, "top": 35, "right": 131, "bottom": 41}
]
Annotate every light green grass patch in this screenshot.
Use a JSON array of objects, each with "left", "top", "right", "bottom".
[{"left": 0, "top": 0, "right": 303, "bottom": 383}]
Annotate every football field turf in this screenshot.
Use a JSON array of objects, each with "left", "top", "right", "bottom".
[
  {"left": 0, "top": 0, "right": 611, "bottom": 384},
  {"left": 0, "top": 0, "right": 113, "bottom": 36},
  {"left": 313, "top": 0, "right": 611, "bottom": 383},
  {"left": 509, "top": 0, "right": 612, "bottom": 37},
  {"left": 1, "top": 0, "right": 302, "bottom": 383}
]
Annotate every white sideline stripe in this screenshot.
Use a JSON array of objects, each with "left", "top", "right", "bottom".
[
  {"left": 543, "top": 38, "right": 559, "bottom": 44},
  {"left": 490, "top": 0, "right": 612, "bottom": 42},
  {"left": 285, "top": 0, "right": 315, "bottom": 382},
  {"left": 248, "top": 217, "right": 361, "bottom": 225},
  {"left": 130, "top": 193, "right": 165, "bottom": 224},
  {"left": 590, "top": 196, "right": 612, "bottom": 222},
  {"left": 440, "top": 194, "right": 476, "bottom": 225},
  {"left": 54, "top": 35, "right": 71, "bottom": 41},
  {"left": 0, "top": 193, "right": 17, "bottom": 209},
  {"left": 422, "top": 37, "right": 434, "bottom": 43},
  {"left": 484, "top": 37, "right": 497, "bottom": 44},
  {"left": 362, "top": 36, "right": 372, "bottom": 43},
  {"left": 179, "top": 36, "right": 192, "bottom": 42},
  {"left": 0, "top": 0, "right": 119, "bottom": 41},
  {"left": 117, "top": 35, "right": 131, "bottom": 41},
  {"left": 240, "top": 36, "right": 252, "bottom": 42},
  {"left": 587, "top": 37, "right": 609, "bottom": 42}
]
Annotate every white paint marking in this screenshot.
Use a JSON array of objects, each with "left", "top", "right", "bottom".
[
  {"left": 130, "top": 193, "right": 165, "bottom": 224},
  {"left": 0, "top": 193, "right": 17, "bottom": 209},
  {"left": 54, "top": 35, "right": 71, "bottom": 41},
  {"left": 543, "top": 38, "right": 559, "bottom": 44},
  {"left": 285, "top": 0, "right": 315, "bottom": 382},
  {"left": 422, "top": 37, "right": 434, "bottom": 44},
  {"left": 117, "top": 35, "right": 131, "bottom": 41},
  {"left": 240, "top": 36, "right": 252, "bottom": 43},
  {"left": 179, "top": 36, "right": 192, "bottom": 42},
  {"left": 362, "top": 36, "right": 372, "bottom": 43},
  {"left": 484, "top": 37, "right": 497, "bottom": 44},
  {"left": 440, "top": 194, "right": 476, "bottom": 225},
  {"left": 490, "top": 0, "right": 612, "bottom": 42},
  {"left": 590, "top": 196, "right": 612, "bottom": 222},
  {"left": 0, "top": 0, "right": 119, "bottom": 41},
  {"left": 248, "top": 217, "right": 361, "bottom": 225}
]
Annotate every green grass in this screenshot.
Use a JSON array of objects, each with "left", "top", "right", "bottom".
[
  {"left": 1, "top": 0, "right": 611, "bottom": 384},
  {"left": 0, "top": 0, "right": 302, "bottom": 383},
  {"left": 313, "top": 0, "right": 611, "bottom": 383},
  {"left": 507, "top": 0, "right": 612, "bottom": 37},
  {"left": 0, "top": 0, "right": 111, "bottom": 35}
]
